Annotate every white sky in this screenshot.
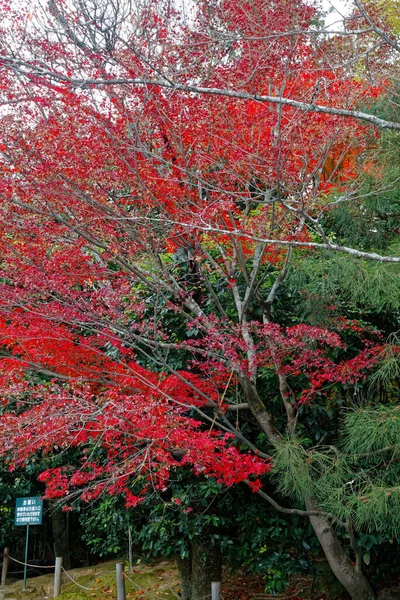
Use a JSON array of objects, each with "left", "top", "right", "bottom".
[{"left": 322, "top": 0, "right": 352, "bottom": 26}]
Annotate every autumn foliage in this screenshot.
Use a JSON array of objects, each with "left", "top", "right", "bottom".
[{"left": 0, "top": 0, "right": 393, "bottom": 510}]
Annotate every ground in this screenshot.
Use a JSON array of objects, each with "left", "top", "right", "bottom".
[
  {"left": 0, "top": 558, "right": 320, "bottom": 600},
  {"left": 0, "top": 559, "right": 179, "bottom": 600},
  {"left": 1, "top": 557, "right": 398, "bottom": 600}
]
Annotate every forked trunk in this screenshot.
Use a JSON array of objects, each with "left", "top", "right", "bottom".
[
  {"left": 176, "top": 535, "right": 222, "bottom": 600},
  {"left": 306, "top": 500, "right": 375, "bottom": 600}
]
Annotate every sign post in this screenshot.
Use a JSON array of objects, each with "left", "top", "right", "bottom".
[
  {"left": 23, "top": 524, "right": 29, "bottom": 590},
  {"left": 14, "top": 497, "right": 43, "bottom": 590}
]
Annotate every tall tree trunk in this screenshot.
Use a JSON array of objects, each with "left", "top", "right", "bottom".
[
  {"left": 240, "top": 376, "right": 374, "bottom": 599},
  {"left": 191, "top": 535, "right": 222, "bottom": 599},
  {"left": 306, "top": 500, "right": 375, "bottom": 600},
  {"left": 51, "top": 506, "right": 71, "bottom": 570},
  {"left": 176, "top": 556, "right": 192, "bottom": 600},
  {"left": 176, "top": 535, "right": 222, "bottom": 600}
]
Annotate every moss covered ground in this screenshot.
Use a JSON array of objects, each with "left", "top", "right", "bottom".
[{"left": 0, "top": 559, "right": 180, "bottom": 600}]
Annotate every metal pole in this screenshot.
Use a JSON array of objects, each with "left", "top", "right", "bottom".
[
  {"left": 1, "top": 547, "right": 9, "bottom": 587},
  {"left": 128, "top": 527, "right": 133, "bottom": 573},
  {"left": 116, "top": 562, "right": 126, "bottom": 600},
  {"left": 53, "top": 557, "right": 63, "bottom": 599},
  {"left": 211, "top": 581, "right": 221, "bottom": 600},
  {"left": 23, "top": 524, "right": 29, "bottom": 590}
]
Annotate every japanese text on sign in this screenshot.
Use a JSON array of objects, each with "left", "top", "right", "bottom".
[{"left": 14, "top": 497, "right": 43, "bottom": 526}]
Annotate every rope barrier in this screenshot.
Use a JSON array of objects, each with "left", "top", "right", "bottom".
[
  {"left": 4, "top": 556, "right": 202, "bottom": 600},
  {"left": 61, "top": 566, "right": 116, "bottom": 592},
  {"left": 5, "top": 555, "right": 115, "bottom": 593},
  {"left": 6, "top": 569, "right": 48, "bottom": 575},
  {"left": 8, "top": 556, "right": 55, "bottom": 569}
]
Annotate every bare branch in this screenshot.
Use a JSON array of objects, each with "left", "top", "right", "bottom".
[
  {"left": 2, "top": 58, "right": 400, "bottom": 131},
  {"left": 252, "top": 484, "right": 324, "bottom": 517},
  {"left": 353, "top": 0, "right": 400, "bottom": 54}
]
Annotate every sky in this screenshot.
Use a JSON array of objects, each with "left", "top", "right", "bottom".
[{"left": 322, "top": 0, "right": 352, "bottom": 26}]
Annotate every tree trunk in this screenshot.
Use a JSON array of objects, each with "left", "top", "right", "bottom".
[
  {"left": 176, "top": 556, "right": 192, "bottom": 600},
  {"left": 306, "top": 500, "right": 375, "bottom": 600},
  {"left": 176, "top": 536, "right": 222, "bottom": 600},
  {"left": 51, "top": 506, "right": 71, "bottom": 570}
]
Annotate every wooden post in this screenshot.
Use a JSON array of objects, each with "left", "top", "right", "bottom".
[
  {"left": 53, "top": 557, "right": 62, "bottom": 599},
  {"left": 211, "top": 581, "right": 221, "bottom": 600},
  {"left": 1, "top": 548, "right": 9, "bottom": 587},
  {"left": 116, "top": 562, "right": 126, "bottom": 600}
]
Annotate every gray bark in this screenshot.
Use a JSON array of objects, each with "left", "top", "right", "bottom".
[
  {"left": 176, "top": 536, "right": 222, "bottom": 600},
  {"left": 176, "top": 555, "right": 192, "bottom": 600},
  {"left": 306, "top": 500, "right": 375, "bottom": 600},
  {"left": 51, "top": 507, "right": 71, "bottom": 570}
]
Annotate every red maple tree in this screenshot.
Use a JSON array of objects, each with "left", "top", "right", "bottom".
[{"left": 0, "top": 0, "right": 398, "bottom": 597}]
